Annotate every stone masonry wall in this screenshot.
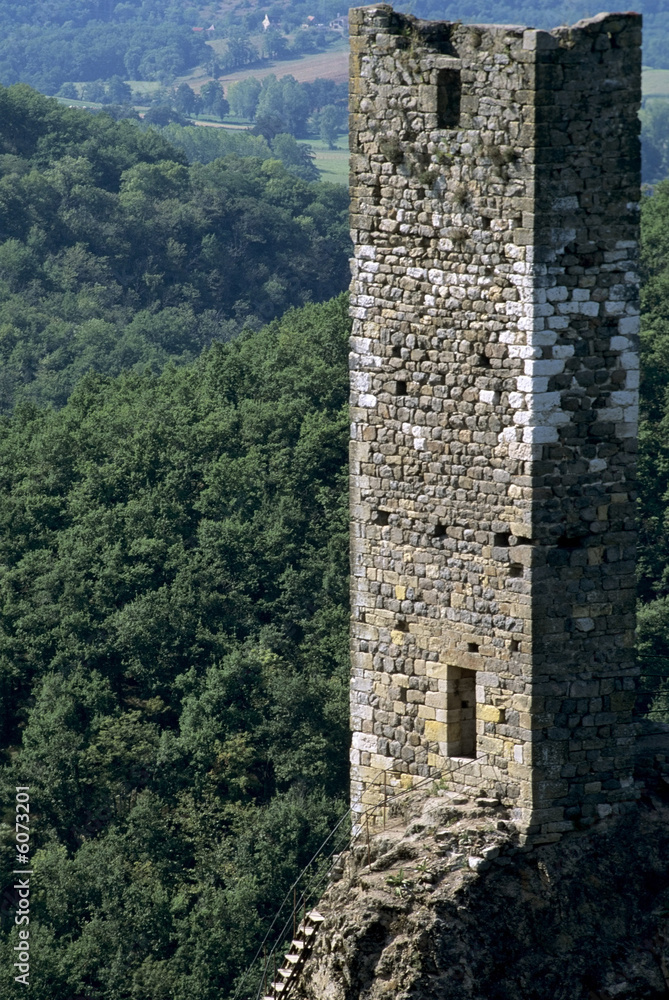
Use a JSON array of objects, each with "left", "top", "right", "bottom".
[{"left": 349, "top": 5, "right": 641, "bottom": 843}]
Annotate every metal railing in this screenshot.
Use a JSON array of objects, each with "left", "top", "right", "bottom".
[{"left": 232, "top": 753, "right": 499, "bottom": 1000}]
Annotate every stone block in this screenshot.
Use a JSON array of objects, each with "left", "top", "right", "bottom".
[
  {"left": 424, "top": 719, "right": 447, "bottom": 742},
  {"left": 479, "top": 705, "right": 506, "bottom": 724}
]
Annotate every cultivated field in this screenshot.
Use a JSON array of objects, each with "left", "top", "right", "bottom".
[{"left": 176, "top": 39, "right": 349, "bottom": 93}]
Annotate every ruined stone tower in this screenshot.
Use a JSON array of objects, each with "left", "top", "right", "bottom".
[{"left": 349, "top": 5, "right": 641, "bottom": 843}]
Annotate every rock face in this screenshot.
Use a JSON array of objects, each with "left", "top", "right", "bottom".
[
  {"left": 295, "top": 754, "right": 669, "bottom": 1000},
  {"left": 348, "top": 5, "right": 642, "bottom": 844}
]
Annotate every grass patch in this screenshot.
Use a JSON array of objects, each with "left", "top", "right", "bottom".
[{"left": 299, "top": 136, "right": 348, "bottom": 185}]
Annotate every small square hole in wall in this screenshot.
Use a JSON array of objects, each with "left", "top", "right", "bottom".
[
  {"left": 557, "top": 534, "right": 582, "bottom": 550},
  {"left": 374, "top": 509, "right": 390, "bottom": 526},
  {"left": 509, "top": 564, "right": 523, "bottom": 578},
  {"left": 433, "top": 523, "right": 447, "bottom": 538},
  {"left": 510, "top": 639, "right": 520, "bottom": 653},
  {"left": 437, "top": 68, "right": 461, "bottom": 128},
  {"left": 395, "top": 380, "right": 407, "bottom": 395},
  {"left": 467, "top": 642, "right": 479, "bottom": 653}
]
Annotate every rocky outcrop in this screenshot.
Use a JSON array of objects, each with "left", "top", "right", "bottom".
[{"left": 295, "top": 751, "right": 669, "bottom": 1000}]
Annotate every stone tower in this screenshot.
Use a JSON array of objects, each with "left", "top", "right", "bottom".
[{"left": 349, "top": 5, "right": 641, "bottom": 843}]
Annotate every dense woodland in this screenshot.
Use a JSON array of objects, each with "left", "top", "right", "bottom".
[
  {"left": 0, "top": 295, "right": 351, "bottom": 1000},
  {"left": 0, "top": 91, "right": 351, "bottom": 1000},
  {"left": 0, "top": 24, "right": 668, "bottom": 1000},
  {"left": 0, "top": 85, "right": 349, "bottom": 412},
  {"left": 0, "top": 0, "right": 347, "bottom": 94}
]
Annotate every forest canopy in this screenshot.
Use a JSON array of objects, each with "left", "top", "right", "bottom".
[
  {"left": 0, "top": 294, "right": 351, "bottom": 1000},
  {"left": 0, "top": 75, "right": 353, "bottom": 1000},
  {"left": 0, "top": 84, "right": 349, "bottom": 413},
  {"left": 0, "top": 0, "right": 210, "bottom": 93},
  {"left": 0, "top": 0, "right": 348, "bottom": 93}
]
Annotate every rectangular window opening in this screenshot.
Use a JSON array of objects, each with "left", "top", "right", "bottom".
[
  {"left": 446, "top": 665, "right": 476, "bottom": 759},
  {"left": 437, "top": 68, "right": 461, "bottom": 128}
]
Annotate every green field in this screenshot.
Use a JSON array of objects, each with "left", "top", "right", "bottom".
[{"left": 300, "top": 136, "right": 348, "bottom": 185}]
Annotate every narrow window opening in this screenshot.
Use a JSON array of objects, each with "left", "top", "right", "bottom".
[
  {"left": 395, "top": 380, "right": 407, "bottom": 396},
  {"left": 437, "top": 68, "right": 461, "bottom": 128},
  {"left": 510, "top": 639, "right": 520, "bottom": 653},
  {"left": 444, "top": 665, "right": 477, "bottom": 759}
]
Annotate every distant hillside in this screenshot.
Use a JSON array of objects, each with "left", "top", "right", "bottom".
[
  {"left": 0, "top": 84, "right": 350, "bottom": 411},
  {"left": 0, "top": 0, "right": 667, "bottom": 94},
  {"left": 0, "top": 0, "right": 210, "bottom": 92},
  {"left": 0, "top": 0, "right": 347, "bottom": 93}
]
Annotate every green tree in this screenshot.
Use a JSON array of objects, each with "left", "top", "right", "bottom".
[
  {"left": 173, "top": 82, "right": 199, "bottom": 115},
  {"left": 262, "top": 27, "right": 290, "bottom": 60},
  {"left": 56, "top": 82, "right": 78, "bottom": 99},
  {"left": 160, "top": 123, "right": 270, "bottom": 163},
  {"left": 256, "top": 74, "right": 310, "bottom": 137},
  {"left": 227, "top": 76, "right": 261, "bottom": 120},
  {"left": 82, "top": 79, "right": 106, "bottom": 102},
  {"left": 106, "top": 74, "right": 132, "bottom": 104},
  {"left": 316, "top": 103, "right": 344, "bottom": 148},
  {"left": 0, "top": 294, "right": 351, "bottom": 999},
  {"left": 199, "top": 80, "right": 229, "bottom": 118},
  {"left": 0, "top": 84, "right": 350, "bottom": 406},
  {"left": 222, "top": 29, "right": 257, "bottom": 71},
  {"left": 271, "top": 132, "right": 319, "bottom": 181},
  {"left": 144, "top": 103, "right": 186, "bottom": 125}
]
